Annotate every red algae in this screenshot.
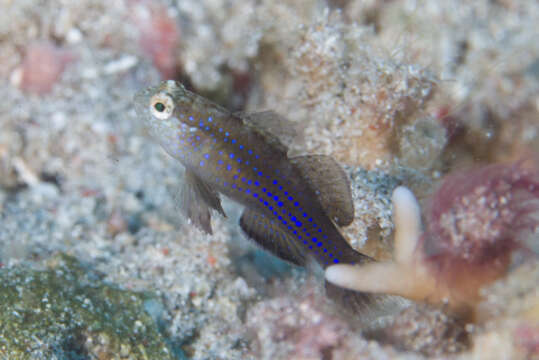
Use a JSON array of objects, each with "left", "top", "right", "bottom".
[
  {"left": 16, "top": 42, "right": 75, "bottom": 94},
  {"left": 423, "top": 161, "right": 539, "bottom": 301},
  {"left": 130, "top": 0, "right": 180, "bottom": 79}
]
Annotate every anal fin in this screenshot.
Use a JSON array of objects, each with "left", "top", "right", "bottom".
[
  {"left": 239, "top": 208, "right": 306, "bottom": 266},
  {"left": 180, "top": 170, "right": 226, "bottom": 234}
]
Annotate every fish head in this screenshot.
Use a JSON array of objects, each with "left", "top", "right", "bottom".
[{"left": 134, "top": 80, "right": 200, "bottom": 159}]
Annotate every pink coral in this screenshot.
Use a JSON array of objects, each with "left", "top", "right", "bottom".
[
  {"left": 246, "top": 281, "right": 352, "bottom": 360},
  {"left": 131, "top": 0, "right": 180, "bottom": 79},
  {"left": 16, "top": 42, "right": 75, "bottom": 94},
  {"left": 514, "top": 323, "right": 539, "bottom": 356}
]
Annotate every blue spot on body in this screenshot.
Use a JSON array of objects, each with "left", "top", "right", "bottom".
[
  {"left": 246, "top": 189, "right": 251, "bottom": 194},
  {"left": 239, "top": 145, "right": 244, "bottom": 149},
  {"left": 226, "top": 165, "right": 232, "bottom": 171},
  {"left": 294, "top": 202, "right": 299, "bottom": 207},
  {"left": 232, "top": 184, "right": 237, "bottom": 189},
  {"left": 218, "top": 160, "right": 223, "bottom": 165},
  {"left": 333, "top": 259, "right": 340, "bottom": 264},
  {"left": 231, "top": 139, "right": 237, "bottom": 144},
  {"left": 230, "top": 153, "right": 235, "bottom": 159},
  {"left": 254, "top": 181, "right": 260, "bottom": 186},
  {"left": 205, "top": 126, "right": 210, "bottom": 131},
  {"left": 295, "top": 221, "right": 302, "bottom": 227},
  {"left": 204, "top": 154, "right": 210, "bottom": 159},
  {"left": 273, "top": 180, "right": 278, "bottom": 185},
  {"left": 200, "top": 161, "right": 205, "bottom": 166},
  {"left": 225, "top": 132, "right": 229, "bottom": 137},
  {"left": 264, "top": 201, "right": 268, "bottom": 206},
  {"left": 317, "top": 242, "right": 322, "bottom": 247},
  {"left": 267, "top": 192, "right": 272, "bottom": 197},
  {"left": 274, "top": 195, "right": 279, "bottom": 201},
  {"left": 258, "top": 172, "right": 263, "bottom": 176},
  {"left": 189, "top": 116, "right": 194, "bottom": 121},
  {"left": 219, "top": 128, "right": 223, "bottom": 132},
  {"left": 277, "top": 202, "right": 283, "bottom": 207},
  {"left": 253, "top": 193, "right": 258, "bottom": 198},
  {"left": 208, "top": 117, "right": 213, "bottom": 122}
]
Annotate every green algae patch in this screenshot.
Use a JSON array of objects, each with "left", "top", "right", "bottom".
[{"left": 0, "top": 254, "right": 175, "bottom": 360}]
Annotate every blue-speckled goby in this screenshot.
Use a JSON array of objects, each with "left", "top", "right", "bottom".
[{"left": 134, "top": 80, "right": 375, "bottom": 308}]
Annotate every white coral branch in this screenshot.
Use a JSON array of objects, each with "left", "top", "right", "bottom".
[{"left": 325, "top": 186, "right": 439, "bottom": 302}]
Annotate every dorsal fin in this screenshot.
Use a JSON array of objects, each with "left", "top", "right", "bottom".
[
  {"left": 291, "top": 155, "right": 355, "bottom": 227},
  {"left": 179, "top": 170, "right": 226, "bottom": 234},
  {"left": 239, "top": 208, "right": 306, "bottom": 266},
  {"left": 239, "top": 111, "right": 300, "bottom": 154}
]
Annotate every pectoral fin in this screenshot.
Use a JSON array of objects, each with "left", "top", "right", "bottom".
[
  {"left": 239, "top": 208, "right": 306, "bottom": 266},
  {"left": 180, "top": 170, "right": 226, "bottom": 234},
  {"left": 291, "top": 155, "right": 355, "bottom": 227}
]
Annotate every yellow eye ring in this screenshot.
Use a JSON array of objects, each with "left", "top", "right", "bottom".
[{"left": 150, "top": 93, "right": 174, "bottom": 120}]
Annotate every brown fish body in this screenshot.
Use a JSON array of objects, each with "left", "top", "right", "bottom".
[{"left": 134, "top": 80, "right": 370, "bottom": 269}]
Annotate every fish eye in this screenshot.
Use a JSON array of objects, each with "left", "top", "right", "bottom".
[
  {"left": 150, "top": 93, "right": 174, "bottom": 120},
  {"left": 154, "top": 102, "right": 165, "bottom": 112}
]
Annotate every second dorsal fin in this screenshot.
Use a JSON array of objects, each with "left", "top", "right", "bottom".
[
  {"left": 291, "top": 155, "right": 355, "bottom": 227},
  {"left": 239, "top": 111, "right": 300, "bottom": 154}
]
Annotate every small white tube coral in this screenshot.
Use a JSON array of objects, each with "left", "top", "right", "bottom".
[
  {"left": 326, "top": 162, "right": 539, "bottom": 316},
  {"left": 325, "top": 186, "right": 438, "bottom": 306}
]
